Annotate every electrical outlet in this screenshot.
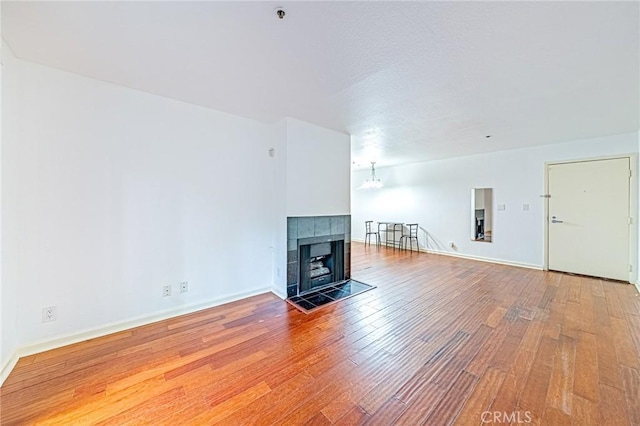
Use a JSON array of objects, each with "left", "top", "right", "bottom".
[
  {"left": 42, "top": 306, "right": 57, "bottom": 322},
  {"left": 163, "top": 285, "right": 171, "bottom": 297},
  {"left": 179, "top": 281, "right": 188, "bottom": 293}
]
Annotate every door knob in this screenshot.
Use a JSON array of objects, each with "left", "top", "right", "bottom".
[{"left": 551, "top": 216, "right": 564, "bottom": 224}]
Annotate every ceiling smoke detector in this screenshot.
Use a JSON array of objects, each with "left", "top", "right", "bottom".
[{"left": 275, "top": 7, "right": 285, "bottom": 19}]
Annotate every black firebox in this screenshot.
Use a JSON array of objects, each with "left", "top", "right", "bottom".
[{"left": 298, "top": 238, "right": 345, "bottom": 294}]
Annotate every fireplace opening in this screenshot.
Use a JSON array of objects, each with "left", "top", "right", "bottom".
[
  {"left": 299, "top": 240, "right": 344, "bottom": 294},
  {"left": 310, "top": 255, "right": 331, "bottom": 280}
]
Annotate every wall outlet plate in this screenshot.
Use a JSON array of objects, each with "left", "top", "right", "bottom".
[
  {"left": 180, "top": 281, "right": 188, "bottom": 293},
  {"left": 163, "top": 285, "right": 171, "bottom": 297},
  {"left": 42, "top": 306, "right": 57, "bottom": 322}
]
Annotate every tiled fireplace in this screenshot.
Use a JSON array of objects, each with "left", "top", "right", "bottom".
[{"left": 287, "top": 215, "right": 351, "bottom": 297}]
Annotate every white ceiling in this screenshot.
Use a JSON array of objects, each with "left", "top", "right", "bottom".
[{"left": 3, "top": 1, "right": 639, "bottom": 169}]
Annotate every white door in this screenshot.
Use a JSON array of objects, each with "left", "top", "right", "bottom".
[{"left": 548, "top": 158, "right": 630, "bottom": 281}]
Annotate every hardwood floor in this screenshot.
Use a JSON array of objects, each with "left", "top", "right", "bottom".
[{"left": 2, "top": 243, "right": 640, "bottom": 425}]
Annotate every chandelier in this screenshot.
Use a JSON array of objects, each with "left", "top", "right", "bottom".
[{"left": 359, "top": 162, "right": 383, "bottom": 190}]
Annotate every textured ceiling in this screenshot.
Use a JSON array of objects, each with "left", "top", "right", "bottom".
[{"left": 3, "top": 1, "right": 639, "bottom": 169}]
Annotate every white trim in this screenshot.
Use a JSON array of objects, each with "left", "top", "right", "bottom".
[
  {"left": 0, "top": 287, "right": 273, "bottom": 386},
  {"left": 421, "top": 248, "right": 542, "bottom": 270},
  {"left": 544, "top": 154, "right": 638, "bottom": 284},
  {"left": 351, "top": 238, "right": 542, "bottom": 270},
  {"left": 0, "top": 352, "right": 20, "bottom": 387}
]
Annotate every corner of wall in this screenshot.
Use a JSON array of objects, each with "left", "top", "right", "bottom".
[
  {"left": 637, "top": 131, "right": 640, "bottom": 291},
  {"left": 1, "top": 38, "right": 17, "bottom": 66},
  {"left": 0, "top": 352, "right": 19, "bottom": 387},
  {"left": 272, "top": 119, "right": 288, "bottom": 298},
  {"left": 0, "top": 32, "right": 4, "bottom": 385}
]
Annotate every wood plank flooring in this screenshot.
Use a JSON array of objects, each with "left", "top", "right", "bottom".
[{"left": 2, "top": 243, "right": 640, "bottom": 425}]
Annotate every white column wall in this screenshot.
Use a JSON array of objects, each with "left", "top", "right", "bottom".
[{"left": 286, "top": 118, "right": 351, "bottom": 217}]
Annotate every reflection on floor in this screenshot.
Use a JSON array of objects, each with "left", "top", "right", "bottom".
[{"left": 287, "top": 279, "right": 375, "bottom": 313}]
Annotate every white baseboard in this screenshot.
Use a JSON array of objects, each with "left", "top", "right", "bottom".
[
  {"left": 0, "top": 351, "right": 20, "bottom": 387},
  {"left": 423, "top": 248, "right": 543, "bottom": 270},
  {"left": 0, "top": 286, "right": 273, "bottom": 386},
  {"left": 352, "top": 238, "right": 543, "bottom": 270}
]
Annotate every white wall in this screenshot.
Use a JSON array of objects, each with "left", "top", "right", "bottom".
[
  {"left": 352, "top": 132, "right": 639, "bottom": 272},
  {"left": 286, "top": 118, "right": 350, "bottom": 216},
  {"left": 2, "top": 55, "right": 282, "bottom": 368},
  {"left": 272, "top": 119, "right": 288, "bottom": 298},
  {"left": 0, "top": 34, "right": 4, "bottom": 377},
  {"left": 1, "top": 41, "right": 19, "bottom": 382}
]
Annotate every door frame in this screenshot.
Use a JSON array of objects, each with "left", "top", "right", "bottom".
[{"left": 543, "top": 154, "right": 638, "bottom": 285}]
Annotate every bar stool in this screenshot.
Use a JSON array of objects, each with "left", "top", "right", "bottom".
[
  {"left": 364, "top": 221, "right": 380, "bottom": 247},
  {"left": 399, "top": 223, "right": 419, "bottom": 253}
]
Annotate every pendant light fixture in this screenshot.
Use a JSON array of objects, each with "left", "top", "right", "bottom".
[{"left": 359, "top": 162, "right": 383, "bottom": 189}]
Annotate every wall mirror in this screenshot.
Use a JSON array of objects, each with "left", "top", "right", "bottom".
[{"left": 472, "top": 188, "right": 492, "bottom": 242}]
